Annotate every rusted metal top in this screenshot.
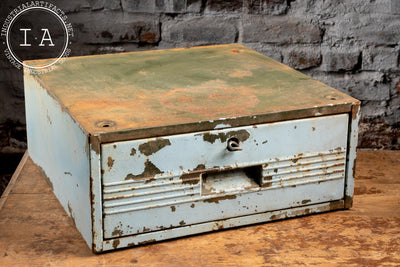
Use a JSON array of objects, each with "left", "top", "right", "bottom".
[{"left": 26, "top": 44, "right": 359, "bottom": 142}]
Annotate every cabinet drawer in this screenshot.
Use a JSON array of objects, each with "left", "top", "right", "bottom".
[{"left": 101, "top": 114, "right": 348, "bottom": 239}]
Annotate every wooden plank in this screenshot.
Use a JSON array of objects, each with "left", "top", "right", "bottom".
[
  {"left": 0, "top": 150, "right": 399, "bottom": 265},
  {"left": 0, "top": 151, "right": 28, "bottom": 211}
]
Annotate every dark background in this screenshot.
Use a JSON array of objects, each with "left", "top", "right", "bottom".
[{"left": 1, "top": 0, "right": 399, "bottom": 195}]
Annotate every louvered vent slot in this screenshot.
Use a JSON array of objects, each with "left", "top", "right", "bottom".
[
  {"left": 261, "top": 149, "right": 346, "bottom": 189},
  {"left": 103, "top": 175, "right": 201, "bottom": 215}
]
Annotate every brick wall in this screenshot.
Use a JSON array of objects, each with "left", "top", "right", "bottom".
[{"left": 1, "top": 0, "right": 399, "bottom": 157}]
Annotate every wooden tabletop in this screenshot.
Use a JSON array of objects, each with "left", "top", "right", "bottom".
[{"left": 0, "top": 150, "right": 399, "bottom": 266}]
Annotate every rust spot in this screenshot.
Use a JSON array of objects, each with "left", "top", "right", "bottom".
[
  {"left": 301, "top": 199, "right": 311, "bottom": 204},
  {"left": 193, "top": 164, "right": 206, "bottom": 171},
  {"left": 113, "top": 144, "right": 116, "bottom": 149},
  {"left": 112, "top": 239, "right": 120, "bottom": 249},
  {"left": 181, "top": 173, "right": 200, "bottom": 185},
  {"left": 130, "top": 148, "right": 136, "bottom": 156},
  {"left": 142, "top": 226, "right": 150, "bottom": 232},
  {"left": 101, "top": 169, "right": 105, "bottom": 175},
  {"left": 112, "top": 229, "right": 123, "bottom": 236},
  {"left": 138, "top": 138, "right": 171, "bottom": 156},
  {"left": 312, "top": 127, "right": 316, "bottom": 131},
  {"left": 203, "top": 194, "right": 237, "bottom": 204},
  {"left": 273, "top": 168, "right": 278, "bottom": 173},
  {"left": 200, "top": 129, "right": 250, "bottom": 144},
  {"left": 294, "top": 126, "right": 297, "bottom": 129},
  {"left": 344, "top": 195, "right": 353, "bottom": 209},
  {"left": 127, "top": 242, "right": 136, "bottom": 247},
  {"left": 179, "top": 220, "right": 186, "bottom": 226},
  {"left": 270, "top": 214, "right": 279, "bottom": 220},
  {"left": 171, "top": 206, "right": 176, "bottom": 212},
  {"left": 107, "top": 156, "right": 114, "bottom": 169},
  {"left": 330, "top": 200, "right": 345, "bottom": 210},
  {"left": 190, "top": 203, "right": 195, "bottom": 208},
  {"left": 231, "top": 49, "right": 240, "bottom": 53},
  {"left": 144, "top": 178, "right": 156, "bottom": 184},
  {"left": 275, "top": 158, "right": 280, "bottom": 162},
  {"left": 137, "top": 239, "right": 156, "bottom": 245},
  {"left": 261, "top": 175, "right": 273, "bottom": 187},
  {"left": 125, "top": 159, "right": 163, "bottom": 180},
  {"left": 262, "top": 140, "right": 268, "bottom": 144},
  {"left": 64, "top": 171, "right": 72, "bottom": 176}
]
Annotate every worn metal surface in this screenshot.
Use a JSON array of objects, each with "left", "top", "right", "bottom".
[
  {"left": 344, "top": 104, "right": 360, "bottom": 208},
  {"left": 28, "top": 44, "right": 358, "bottom": 142},
  {"left": 24, "top": 44, "right": 360, "bottom": 253},
  {"left": 101, "top": 114, "right": 348, "bottom": 241},
  {"left": 24, "top": 71, "right": 92, "bottom": 248}
]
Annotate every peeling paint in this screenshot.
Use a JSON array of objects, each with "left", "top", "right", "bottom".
[
  {"left": 138, "top": 138, "right": 171, "bottom": 156},
  {"left": 203, "top": 194, "right": 237, "bottom": 204},
  {"left": 193, "top": 164, "right": 206, "bottom": 171},
  {"left": 181, "top": 173, "right": 200, "bottom": 185},
  {"left": 199, "top": 129, "right": 250, "bottom": 144},
  {"left": 112, "top": 229, "right": 123, "bottom": 236},
  {"left": 124, "top": 159, "right": 163, "bottom": 180},
  {"left": 112, "top": 239, "right": 120, "bottom": 249},
  {"left": 107, "top": 156, "right": 114, "bottom": 169}
]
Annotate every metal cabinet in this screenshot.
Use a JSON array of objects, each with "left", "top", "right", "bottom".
[{"left": 24, "top": 44, "right": 360, "bottom": 253}]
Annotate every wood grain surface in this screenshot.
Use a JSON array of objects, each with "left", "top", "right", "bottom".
[{"left": 0, "top": 150, "right": 399, "bottom": 266}]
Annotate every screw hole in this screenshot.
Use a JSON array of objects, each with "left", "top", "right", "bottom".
[{"left": 95, "top": 120, "right": 115, "bottom": 128}]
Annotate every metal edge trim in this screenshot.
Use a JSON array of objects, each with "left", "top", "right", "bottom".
[{"left": 99, "top": 200, "right": 344, "bottom": 253}]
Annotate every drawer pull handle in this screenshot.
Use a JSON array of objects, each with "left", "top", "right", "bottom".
[{"left": 227, "top": 137, "right": 242, "bottom": 151}]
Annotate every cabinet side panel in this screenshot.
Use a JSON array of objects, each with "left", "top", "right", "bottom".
[
  {"left": 24, "top": 73, "right": 92, "bottom": 248},
  {"left": 345, "top": 103, "right": 360, "bottom": 208}
]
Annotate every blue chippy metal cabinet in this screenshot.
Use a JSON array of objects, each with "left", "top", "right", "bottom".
[{"left": 24, "top": 44, "right": 360, "bottom": 253}]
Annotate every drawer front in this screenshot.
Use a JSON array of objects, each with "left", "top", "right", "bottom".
[{"left": 101, "top": 114, "right": 349, "bottom": 239}]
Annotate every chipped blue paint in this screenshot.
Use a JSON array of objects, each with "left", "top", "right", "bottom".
[
  {"left": 24, "top": 71, "right": 93, "bottom": 249},
  {"left": 101, "top": 114, "right": 349, "bottom": 240}
]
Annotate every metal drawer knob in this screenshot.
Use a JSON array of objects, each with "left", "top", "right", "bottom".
[{"left": 227, "top": 137, "right": 242, "bottom": 151}]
